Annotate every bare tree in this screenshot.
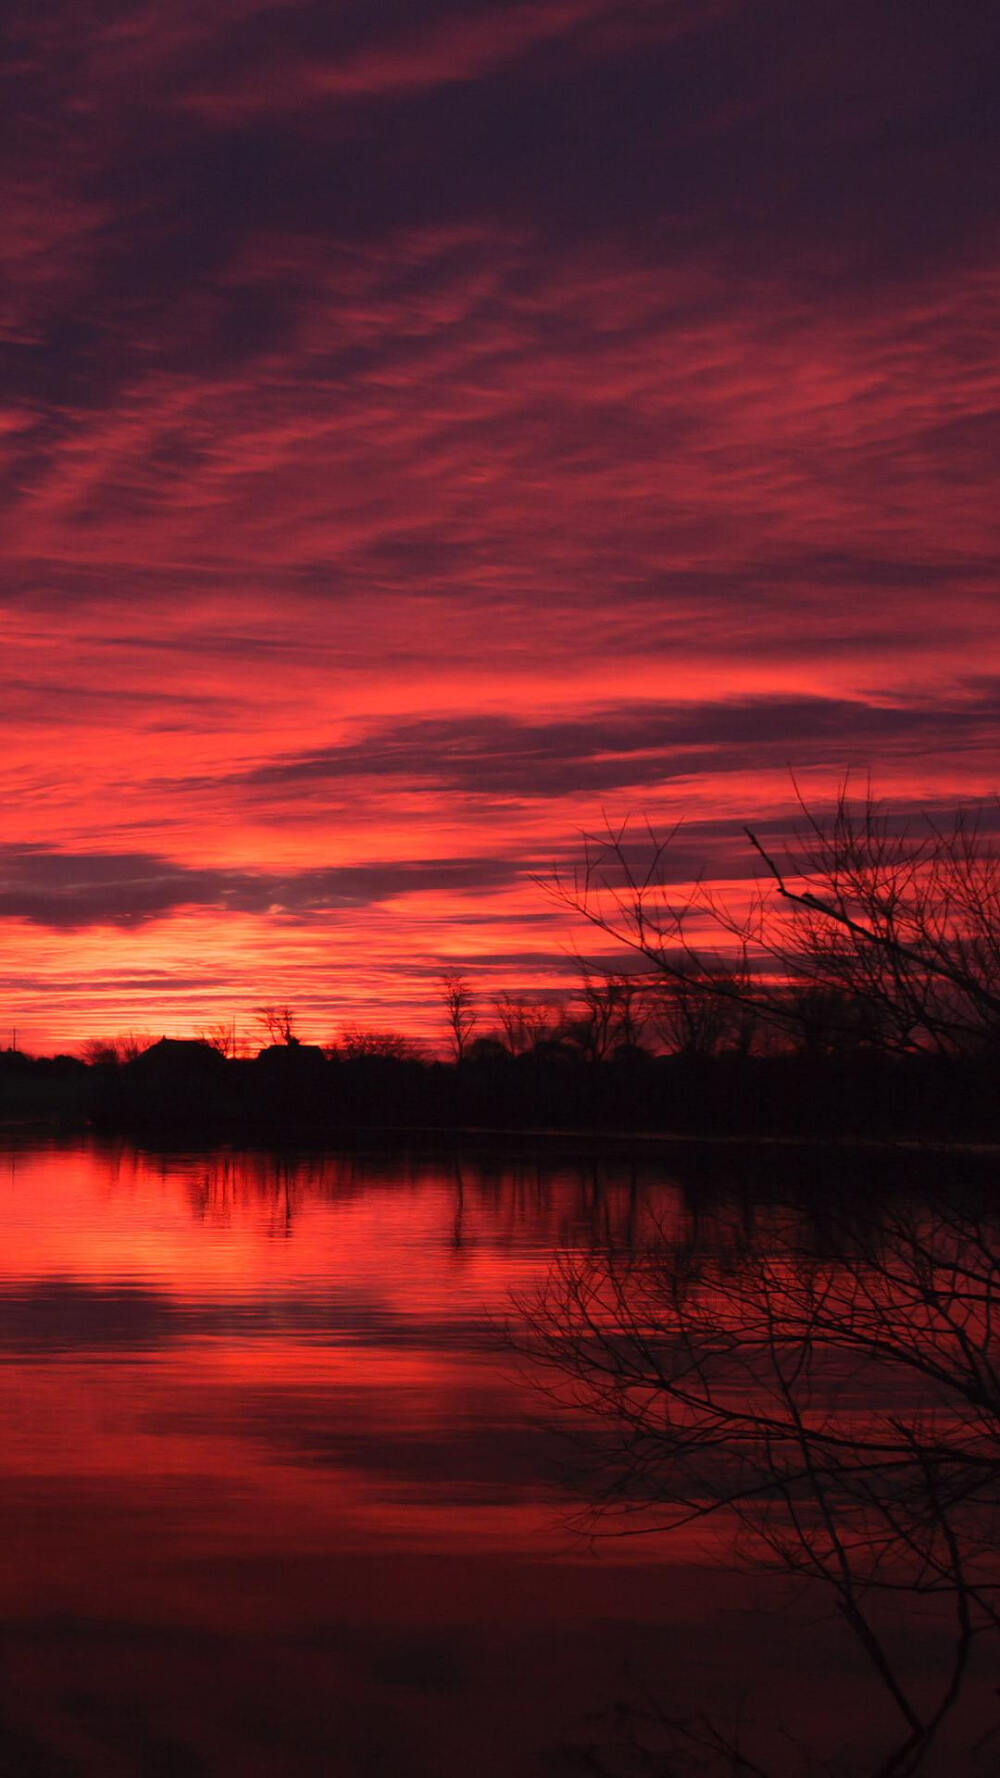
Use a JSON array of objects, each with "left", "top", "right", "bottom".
[
  {"left": 253, "top": 1004, "right": 298, "bottom": 1047},
  {"left": 652, "top": 958, "right": 757, "bottom": 1059},
  {"left": 439, "top": 972, "right": 477, "bottom": 1062},
  {"left": 81, "top": 1031, "right": 151, "bottom": 1065},
  {"left": 744, "top": 787, "right": 1000, "bottom": 1055},
  {"left": 549, "top": 784, "right": 1000, "bottom": 1058},
  {"left": 492, "top": 991, "right": 562, "bottom": 1056},
  {"left": 564, "top": 962, "right": 653, "bottom": 1061},
  {"left": 197, "top": 1019, "right": 242, "bottom": 1058},
  {"left": 336, "top": 1026, "right": 417, "bottom": 1060}
]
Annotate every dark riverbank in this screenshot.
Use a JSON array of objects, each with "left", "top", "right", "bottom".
[{"left": 3, "top": 1038, "right": 1000, "bottom": 1145}]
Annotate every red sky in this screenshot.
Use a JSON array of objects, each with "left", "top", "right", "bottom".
[{"left": 2, "top": 0, "right": 998, "bottom": 1050}]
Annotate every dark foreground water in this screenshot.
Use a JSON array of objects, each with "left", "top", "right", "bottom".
[{"left": 0, "top": 1136, "right": 998, "bottom": 1777}]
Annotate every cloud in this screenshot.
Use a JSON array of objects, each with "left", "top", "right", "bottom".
[
  {"left": 0, "top": 847, "right": 518, "bottom": 930},
  {"left": 178, "top": 0, "right": 636, "bottom": 117},
  {"left": 0, "top": 0, "right": 997, "bottom": 1045},
  {"left": 224, "top": 687, "right": 1000, "bottom": 803}
]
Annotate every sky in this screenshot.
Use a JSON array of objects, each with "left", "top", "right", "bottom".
[{"left": 2, "top": 0, "right": 999, "bottom": 1051}]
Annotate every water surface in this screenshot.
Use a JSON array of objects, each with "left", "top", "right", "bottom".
[{"left": 0, "top": 1137, "right": 995, "bottom": 1776}]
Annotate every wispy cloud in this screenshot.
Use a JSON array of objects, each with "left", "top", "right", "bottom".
[{"left": 0, "top": 0, "right": 997, "bottom": 1043}]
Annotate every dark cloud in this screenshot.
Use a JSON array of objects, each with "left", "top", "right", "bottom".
[
  {"left": 227, "top": 687, "right": 1000, "bottom": 803},
  {"left": 2, "top": 0, "right": 998, "bottom": 421},
  {"left": 0, "top": 847, "right": 517, "bottom": 929}
]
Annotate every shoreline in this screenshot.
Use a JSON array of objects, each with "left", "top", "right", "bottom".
[{"left": 3, "top": 1114, "right": 999, "bottom": 1158}]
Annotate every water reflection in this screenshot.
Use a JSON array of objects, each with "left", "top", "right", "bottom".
[
  {"left": 0, "top": 1136, "right": 997, "bottom": 1776},
  {"left": 0, "top": 1137, "right": 694, "bottom": 1778},
  {"left": 523, "top": 1181, "right": 1000, "bottom": 1775}
]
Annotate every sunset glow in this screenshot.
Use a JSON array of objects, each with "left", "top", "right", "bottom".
[{"left": 3, "top": 0, "right": 997, "bottom": 1049}]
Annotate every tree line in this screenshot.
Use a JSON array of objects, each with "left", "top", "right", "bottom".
[{"left": 4, "top": 784, "right": 1000, "bottom": 1137}]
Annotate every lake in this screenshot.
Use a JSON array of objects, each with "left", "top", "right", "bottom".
[{"left": 0, "top": 1135, "right": 997, "bottom": 1776}]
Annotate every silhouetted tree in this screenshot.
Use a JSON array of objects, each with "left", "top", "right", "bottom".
[
  {"left": 439, "top": 972, "right": 477, "bottom": 1062},
  {"left": 566, "top": 962, "right": 652, "bottom": 1061},
  {"left": 745, "top": 787, "right": 1000, "bottom": 1054},
  {"left": 492, "top": 991, "right": 562, "bottom": 1055},
  {"left": 197, "top": 1019, "right": 242, "bottom": 1058},
  {"left": 336, "top": 1026, "right": 417, "bottom": 1060},
  {"left": 651, "top": 958, "right": 757, "bottom": 1059},
  {"left": 81, "top": 1031, "right": 151, "bottom": 1066},
  {"left": 253, "top": 1004, "right": 298, "bottom": 1047},
  {"left": 551, "top": 783, "right": 1000, "bottom": 1058}
]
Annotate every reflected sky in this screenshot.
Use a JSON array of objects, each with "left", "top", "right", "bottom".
[
  {"left": 0, "top": 1139, "right": 702, "bottom": 1776},
  {"left": 0, "top": 1137, "right": 996, "bottom": 1776}
]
